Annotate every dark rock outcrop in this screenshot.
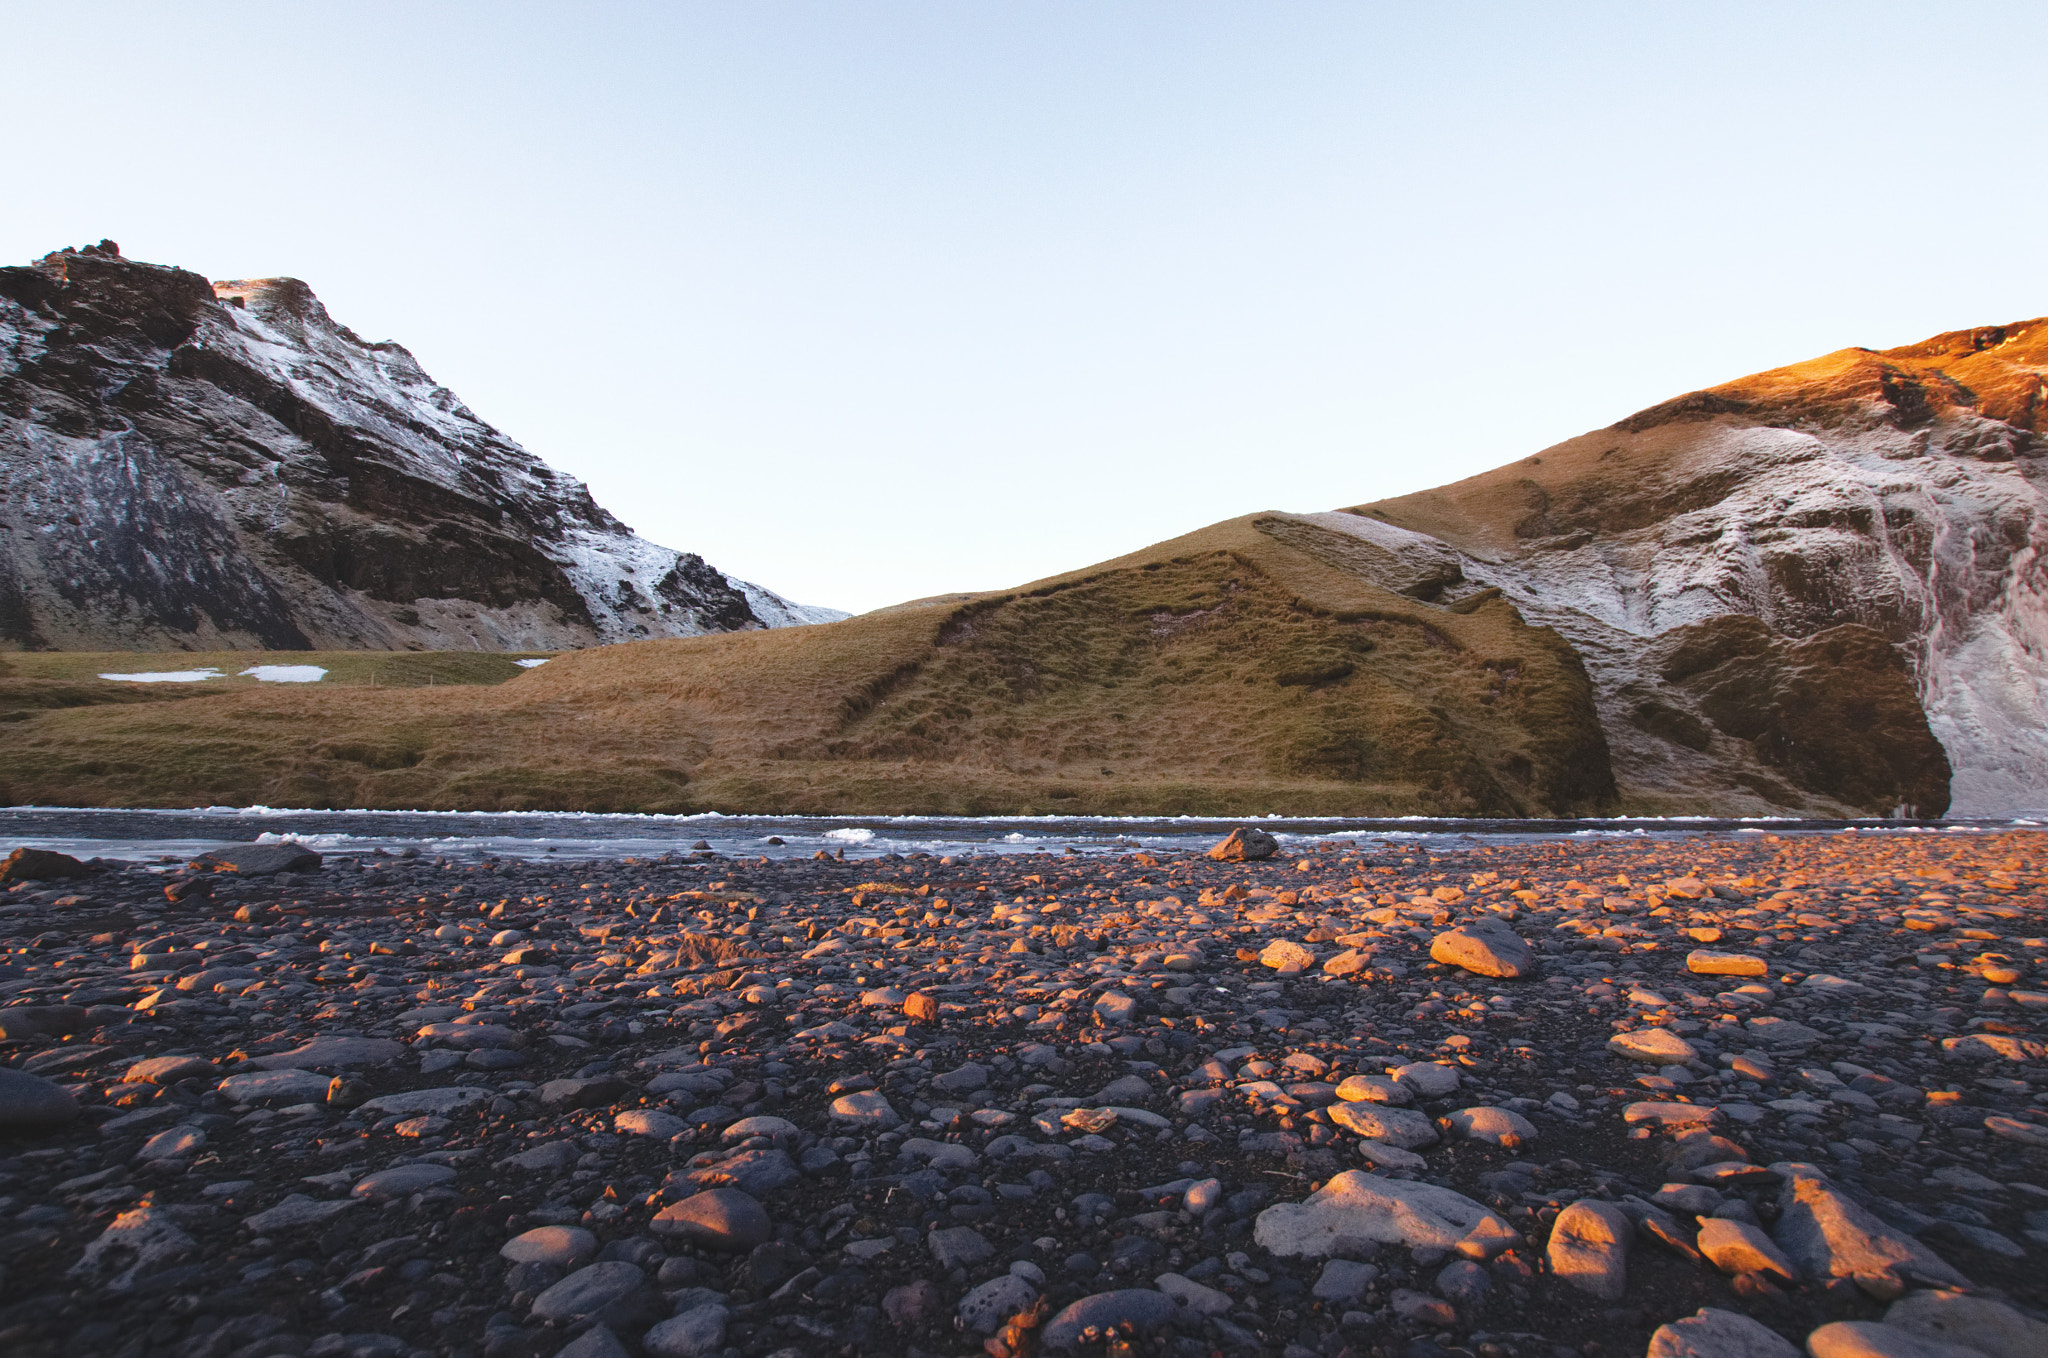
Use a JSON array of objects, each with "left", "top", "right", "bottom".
[{"left": 1639, "top": 617, "right": 1951, "bottom": 816}]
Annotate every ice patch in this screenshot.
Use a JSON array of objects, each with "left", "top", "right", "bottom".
[
  {"left": 98, "top": 669, "right": 224, "bottom": 683},
  {"left": 514, "top": 658, "right": 550, "bottom": 668},
  {"left": 239, "top": 666, "right": 326, "bottom": 683}
]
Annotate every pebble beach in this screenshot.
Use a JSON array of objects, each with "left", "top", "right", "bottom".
[{"left": 0, "top": 827, "right": 2043, "bottom": 1358}]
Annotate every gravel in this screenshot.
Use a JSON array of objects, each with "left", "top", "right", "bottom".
[{"left": 0, "top": 831, "right": 2042, "bottom": 1356}]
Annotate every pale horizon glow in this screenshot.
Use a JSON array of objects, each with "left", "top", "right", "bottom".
[{"left": 7, "top": 3, "right": 2046, "bottom": 616}]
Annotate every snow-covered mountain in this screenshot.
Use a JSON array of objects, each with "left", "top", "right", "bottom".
[
  {"left": 0, "top": 242, "right": 844, "bottom": 652},
  {"left": 1347, "top": 319, "right": 2048, "bottom": 818}
]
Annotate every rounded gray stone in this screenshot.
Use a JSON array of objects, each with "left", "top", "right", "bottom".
[
  {"left": 615, "top": 1108, "right": 685, "bottom": 1139},
  {"left": 1609, "top": 1027, "right": 1700, "bottom": 1063},
  {"left": 650, "top": 1188, "right": 771, "bottom": 1250},
  {"left": 1256, "top": 1170, "right": 1518, "bottom": 1259},
  {"left": 0, "top": 1068, "right": 80, "bottom": 1131},
  {"left": 136, "top": 1125, "right": 207, "bottom": 1160},
  {"left": 250, "top": 1036, "right": 403, "bottom": 1070},
  {"left": 122, "top": 1055, "right": 216, "bottom": 1086},
  {"left": 529, "top": 1261, "right": 645, "bottom": 1322},
  {"left": 827, "top": 1090, "right": 900, "bottom": 1126},
  {"left": 1388, "top": 1061, "right": 1461, "bottom": 1096},
  {"left": 1806, "top": 1321, "right": 1989, "bottom": 1358},
  {"left": 553, "top": 1325, "right": 630, "bottom": 1358},
  {"left": 1429, "top": 917, "right": 1535, "bottom": 978},
  {"left": 1443, "top": 1105, "right": 1537, "bottom": 1147},
  {"left": 1884, "top": 1289, "right": 2048, "bottom": 1358},
  {"left": 1547, "top": 1199, "right": 1631, "bottom": 1300},
  {"left": 1312, "top": 1258, "right": 1378, "bottom": 1303},
  {"left": 499, "top": 1225, "right": 598, "bottom": 1268},
  {"left": 1645, "top": 1308, "right": 1799, "bottom": 1358},
  {"left": 216, "top": 1068, "right": 333, "bottom": 1106},
  {"left": 1327, "top": 1102, "right": 1438, "bottom": 1148},
  {"left": 642, "top": 1303, "right": 729, "bottom": 1358},
  {"left": 1041, "top": 1289, "right": 1180, "bottom": 1351},
  {"left": 958, "top": 1274, "right": 1039, "bottom": 1336},
  {"left": 351, "top": 1163, "right": 457, "bottom": 1200}
]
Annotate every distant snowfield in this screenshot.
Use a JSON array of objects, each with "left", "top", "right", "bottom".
[
  {"left": 514, "top": 658, "right": 549, "bottom": 668},
  {"left": 98, "top": 668, "right": 224, "bottom": 683},
  {"left": 97, "top": 666, "right": 328, "bottom": 683},
  {"left": 239, "top": 665, "right": 326, "bottom": 682}
]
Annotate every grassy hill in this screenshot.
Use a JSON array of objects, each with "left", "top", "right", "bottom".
[{"left": 0, "top": 515, "right": 1616, "bottom": 816}]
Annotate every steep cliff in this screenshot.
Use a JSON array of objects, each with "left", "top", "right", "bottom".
[
  {"left": 1351, "top": 320, "right": 2048, "bottom": 816},
  {"left": 0, "top": 243, "right": 843, "bottom": 652}
]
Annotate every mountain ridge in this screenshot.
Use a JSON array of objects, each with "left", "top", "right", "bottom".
[
  {"left": 1349, "top": 315, "right": 2048, "bottom": 816},
  {"left": 5, "top": 295, "right": 2040, "bottom": 817},
  {"left": 0, "top": 242, "right": 842, "bottom": 652}
]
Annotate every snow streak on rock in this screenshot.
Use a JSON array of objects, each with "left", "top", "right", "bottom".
[
  {"left": 1346, "top": 337, "right": 2048, "bottom": 818},
  {"left": 0, "top": 244, "right": 845, "bottom": 652}
]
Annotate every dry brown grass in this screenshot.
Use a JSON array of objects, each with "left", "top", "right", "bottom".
[{"left": 1, "top": 516, "right": 1616, "bottom": 815}]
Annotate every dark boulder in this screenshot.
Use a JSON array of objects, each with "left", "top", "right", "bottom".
[
  {"left": 0, "top": 848, "right": 92, "bottom": 883},
  {"left": 1207, "top": 827, "right": 1280, "bottom": 862},
  {"left": 192, "top": 843, "right": 322, "bottom": 876}
]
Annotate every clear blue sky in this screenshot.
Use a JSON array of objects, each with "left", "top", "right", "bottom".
[{"left": 7, "top": 3, "right": 2045, "bottom": 615}]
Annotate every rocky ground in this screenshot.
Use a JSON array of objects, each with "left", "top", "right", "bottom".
[{"left": 0, "top": 828, "right": 2043, "bottom": 1358}]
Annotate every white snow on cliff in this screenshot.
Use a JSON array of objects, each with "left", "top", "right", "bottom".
[
  {"left": 200, "top": 276, "right": 845, "bottom": 642},
  {"left": 1342, "top": 417, "right": 2048, "bottom": 818}
]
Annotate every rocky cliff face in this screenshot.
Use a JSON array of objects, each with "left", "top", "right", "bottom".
[
  {"left": 0, "top": 243, "right": 843, "bottom": 652},
  {"left": 1348, "top": 319, "right": 2048, "bottom": 817}
]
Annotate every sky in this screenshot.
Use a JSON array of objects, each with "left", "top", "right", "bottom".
[{"left": 6, "top": 2, "right": 2047, "bottom": 616}]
